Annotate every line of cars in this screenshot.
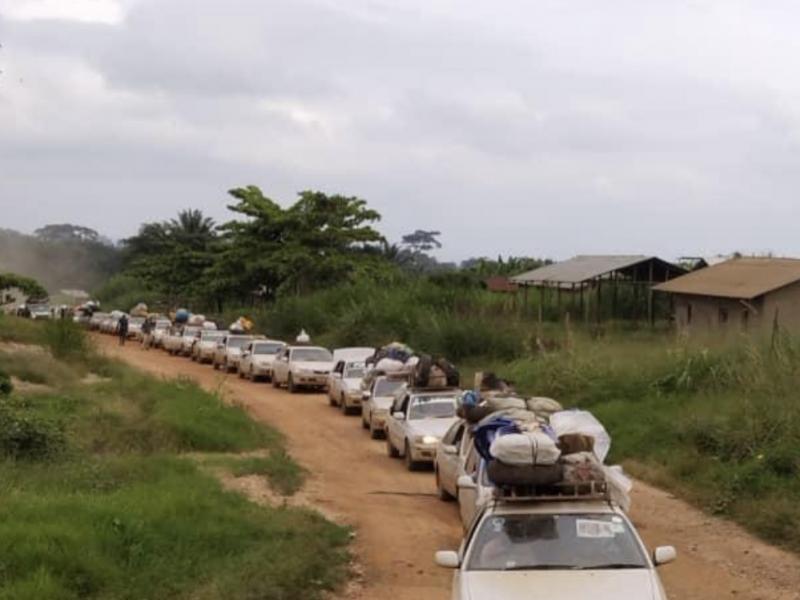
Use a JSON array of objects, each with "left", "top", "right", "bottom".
[{"left": 91, "top": 314, "right": 676, "bottom": 599}]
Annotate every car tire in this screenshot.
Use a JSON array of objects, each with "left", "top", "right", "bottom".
[
  {"left": 329, "top": 393, "right": 337, "bottom": 407},
  {"left": 436, "top": 470, "right": 453, "bottom": 501},
  {"left": 369, "top": 418, "right": 383, "bottom": 440},
  {"left": 386, "top": 436, "right": 399, "bottom": 458},
  {"left": 272, "top": 375, "right": 280, "bottom": 388},
  {"left": 405, "top": 441, "right": 419, "bottom": 471},
  {"left": 340, "top": 395, "right": 348, "bottom": 415},
  {"left": 288, "top": 375, "right": 297, "bottom": 394},
  {"left": 238, "top": 368, "right": 244, "bottom": 379},
  {"left": 361, "top": 412, "right": 369, "bottom": 430}
]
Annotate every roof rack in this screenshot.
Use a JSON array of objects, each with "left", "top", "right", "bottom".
[{"left": 491, "top": 480, "right": 610, "bottom": 504}]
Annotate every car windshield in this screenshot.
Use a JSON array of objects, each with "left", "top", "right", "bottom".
[
  {"left": 155, "top": 322, "right": 170, "bottom": 330},
  {"left": 344, "top": 364, "right": 365, "bottom": 378},
  {"left": 408, "top": 396, "right": 457, "bottom": 419},
  {"left": 467, "top": 513, "right": 648, "bottom": 572},
  {"left": 183, "top": 328, "right": 200, "bottom": 337},
  {"left": 253, "top": 342, "right": 284, "bottom": 355},
  {"left": 292, "top": 348, "right": 332, "bottom": 362},
  {"left": 374, "top": 379, "right": 405, "bottom": 397},
  {"left": 227, "top": 337, "right": 251, "bottom": 349},
  {"left": 202, "top": 332, "right": 225, "bottom": 341}
]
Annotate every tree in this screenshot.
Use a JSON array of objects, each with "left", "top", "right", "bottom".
[
  {"left": 121, "top": 210, "right": 218, "bottom": 307},
  {"left": 210, "top": 187, "right": 386, "bottom": 302},
  {"left": 401, "top": 230, "right": 442, "bottom": 253},
  {"left": 34, "top": 224, "right": 103, "bottom": 244},
  {"left": 0, "top": 273, "right": 48, "bottom": 300}
]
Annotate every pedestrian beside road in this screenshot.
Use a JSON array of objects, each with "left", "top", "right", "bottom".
[
  {"left": 141, "top": 318, "right": 153, "bottom": 350},
  {"left": 118, "top": 315, "right": 129, "bottom": 346}
]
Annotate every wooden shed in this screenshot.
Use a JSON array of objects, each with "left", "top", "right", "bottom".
[
  {"left": 653, "top": 257, "right": 800, "bottom": 333},
  {"left": 511, "top": 255, "right": 686, "bottom": 323}
]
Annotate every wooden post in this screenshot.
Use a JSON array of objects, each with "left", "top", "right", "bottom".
[
  {"left": 596, "top": 277, "right": 603, "bottom": 323},
  {"left": 523, "top": 285, "right": 529, "bottom": 318},
  {"left": 579, "top": 283, "right": 585, "bottom": 324},
  {"left": 557, "top": 285, "right": 563, "bottom": 319},
  {"left": 647, "top": 261, "right": 655, "bottom": 327}
]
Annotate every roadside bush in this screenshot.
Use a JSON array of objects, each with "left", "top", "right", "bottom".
[
  {"left": 0, "top": 403, "right": 65, "bottom": 460},
  {"left": 43, "top": 319, "right": 89, "bottom": 361},
  {"left": 0, "top": 370, "right": 11, "bottom": 396}
]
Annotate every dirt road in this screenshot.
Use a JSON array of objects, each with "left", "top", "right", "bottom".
[{"left": 99, "top": 336, "right": 800, "bottom": 600}]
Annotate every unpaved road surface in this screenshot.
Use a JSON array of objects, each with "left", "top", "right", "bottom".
[{"left": 99, "top": 336, "right": 800, "bottom": 600}]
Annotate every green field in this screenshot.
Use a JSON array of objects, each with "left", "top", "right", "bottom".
[{"left": 0, "top": 317, "right": 350, "bottom": 600}]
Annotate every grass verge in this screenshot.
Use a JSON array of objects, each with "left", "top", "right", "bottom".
[{"left": 0, "top": 316, "right": 350, "bottom": 599}]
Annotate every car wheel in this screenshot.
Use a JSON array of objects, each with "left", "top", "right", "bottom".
[
  {"left": 404, "top": 441, "right": 418, "bottom": 471},
  {"left": 288, "top": 375, "right": 297, "bottom": 394},
  {"left": 436, "top": 469, "right": 453, "bottom": 501},
  {"left": 369, "top": 418, "right": 383, "bottom": 440},
  {"left": 238, "top": 368, "right": 245, "bottom": 379},
  {"left": 329, "top": 392, "right": 337, "bottom": 407},
  {"left": 340, "top": 395, "right": 348, "bottom": 415},
  {"left": 249, "top": 368, "right": 255, "bottom": 382},
  {"left": 361, "top": 412, "right": 369, "bottom": 430},
  {"left": 386, "top": 436, "right": 399, "bottom": 458},
  {"left": 272, "top": 375, "right": 280, "bottom": 388}
]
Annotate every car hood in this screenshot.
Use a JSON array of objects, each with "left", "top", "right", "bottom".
[
  {"left": 461, "top": 570, "right": 658, "bottom": 600},
  {"left": 293, "top": 361, "right": 333, "bottom": 372},
  {"left": 406, "top": 418, "right": 458, "bottom": 439},
  {"left": 372, "top": 397, "right": 395, "bottom": 411},
  {"left": 343, "top": 378, "right": 362, "bottom": 391}
]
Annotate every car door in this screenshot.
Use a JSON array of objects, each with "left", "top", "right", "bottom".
[
  {"left": 387, "top": 393, "right": 408, "bottom": 451},
  {"left": 458, "top": 446, "right": 481, "bottom": 528},
  {"left": 328, "top": 360, "right": 344, "bottom": 400},
  {"left": 241, "top": 342, "right": 252, "bottom": 373},
  {"left": 274, "top": 348, "right": 290, "bottom": 383},
  {"left": 438, "top": 422, "right": 466, "bottom": 496}
]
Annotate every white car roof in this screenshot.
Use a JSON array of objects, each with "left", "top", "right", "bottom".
[
  {"left": 488, "top": 500, "right": 618, "bottom": 516},
  {"left": 332, "top": 347, "right": 374, "bottom": 362}
]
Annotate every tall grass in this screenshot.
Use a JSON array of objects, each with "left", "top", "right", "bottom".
[
  {"left": 0, "top": 316, "right": 351, "bottom": 599},
  {"left": 466, "top": 329, "right": 800, "bottom": 551}
]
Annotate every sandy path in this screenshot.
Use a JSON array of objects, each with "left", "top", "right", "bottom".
[{"left": 98, "top": 336, "right": 800, "bottom": 600}]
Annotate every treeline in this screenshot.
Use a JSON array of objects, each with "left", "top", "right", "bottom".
[
  {"left": 97, "top": 186, "right": 548, "bottom": 312},
  {"left": 0, "top": 226, "right": 121, "bottom": 293}
]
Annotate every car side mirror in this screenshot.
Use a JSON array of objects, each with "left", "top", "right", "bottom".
[
  {"left": 392, "top": 412, "right": 405, "bottom": 421},
  {"left": 442, "top": 444, "right": 458, "bottom": 456},
  {"left": 435, "top": 551, "right": 460, "bottom": 569},
  {"left": 362, "top": 391, "right": 371, "bottom": 400},
  {"left": 457, "top": 475, "right": 477, "bottom": 490},
  {"left": 653, "top": 546, "right": 677, "bottom": 566},
  {"left": 332, "top": 372, "right": 342, "bottom": 379},
  {"left": 242, "top": 351, "right": 250, "bottom": 358}
]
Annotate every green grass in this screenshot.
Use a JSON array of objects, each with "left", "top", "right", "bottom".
[
  {"left": 465, "top": 328, "right": 800, "bottom": 552},
  {"left": 0, "top": 316, "right": 351, "bottom": 599}
]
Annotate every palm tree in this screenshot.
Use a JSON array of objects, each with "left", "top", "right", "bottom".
[{"left": 168, "top": 209, "right": 216, "bottom": 249}]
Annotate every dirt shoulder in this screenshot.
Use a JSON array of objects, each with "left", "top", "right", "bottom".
[{"left": 98, "top": 336, "right": 800, "bottom": 600}]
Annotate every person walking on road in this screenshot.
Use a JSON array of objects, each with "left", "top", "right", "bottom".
[
  {"left": 118, "top": 314, "right": 129, "bottom": 346},
  {"left": 141, "top": 318, "right": 153, "bottom": 350}
]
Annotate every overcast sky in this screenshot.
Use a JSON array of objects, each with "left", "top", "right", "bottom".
[{"left": 2, "top": 0, "right": 799, "bottom": 261}]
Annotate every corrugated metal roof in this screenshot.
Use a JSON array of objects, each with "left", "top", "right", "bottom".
[
  {"left": 511, "top": 255, "right": 653, "bottom": 285},
  {"left": 653, "top": 257, "right": 800, "bottom": 299}
]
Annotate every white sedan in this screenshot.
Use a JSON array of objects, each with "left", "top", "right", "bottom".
[
  {"left": 163, "top": 326, "right": 185, "bottom": 354},
  {"left": 151, "top": 319, "right": 171, "bottom": 347},
  {"left": 239, "top": 340, "right": 286, "bottom": 381},
  {"left": 213, "top": 334, "right": 259, "bottom": 373},
  {"left": 179, "top": 326, "right": 202, "bottom": 356},
  {"left": 193, "top": 330, "right": 227, "bottom": 363},
  {"left": 360, "top": 375, "right": 407, "bottom": 439},
  {"left": 328, "top": 360, "right": 367, "bottom": 414},
  {"left": 385, "top": 389, "right": 461, "bottom": 471},
  {"left": 272, "top": 346, "right": 334, "bottom": 393},
  {"left": 436, "top": 500, "right": 676, "bottom": 600}
]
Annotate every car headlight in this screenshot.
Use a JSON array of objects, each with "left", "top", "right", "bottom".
[{"left": 417, "top": 435, "right": 439, "bottom": 445}]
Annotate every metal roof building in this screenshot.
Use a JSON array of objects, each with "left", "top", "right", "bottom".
[
  {"left": 653, "top": 257, "right": 800, "bottom": 332},
  {"left": 511, "top": 255, "right": 686, "bottom": 323},
  {"left": 512, "top": 255, "right": 684, "bottom": 287}
]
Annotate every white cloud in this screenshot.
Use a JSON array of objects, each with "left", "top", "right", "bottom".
[{"left": 0, "top": 0, "right": 126, "bottom": 24}]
